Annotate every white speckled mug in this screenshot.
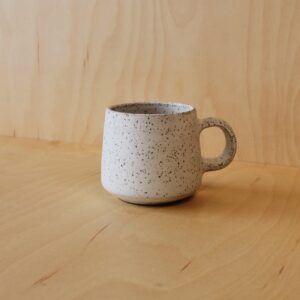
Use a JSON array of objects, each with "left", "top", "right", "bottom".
[{"left": 101, "top": 102, "right": 236, "bottom": 205}]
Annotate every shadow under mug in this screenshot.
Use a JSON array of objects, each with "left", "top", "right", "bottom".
[{"left": 101, "top": 102, "right": 237, "bottom": 205}]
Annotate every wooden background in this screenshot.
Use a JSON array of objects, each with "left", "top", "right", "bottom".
[{"left": 0, "top": 0, "right": 299, "bottom": 166}]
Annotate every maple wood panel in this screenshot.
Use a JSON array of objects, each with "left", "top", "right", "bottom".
[{"left": 0, "top": 0, "right": 299, "bottom": 166}]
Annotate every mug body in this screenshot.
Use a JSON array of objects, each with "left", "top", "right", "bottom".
[{"left": 101, "top": 102, "right": 202, "bottom": 204}]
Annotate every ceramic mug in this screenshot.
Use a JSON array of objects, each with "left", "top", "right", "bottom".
[{"left": 101, "top": 102, "right": 237, "bottom": 205}]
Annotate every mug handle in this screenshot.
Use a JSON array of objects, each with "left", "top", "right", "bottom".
[{"left": 198, "top": 117, "right": 237, "bottom": 172}]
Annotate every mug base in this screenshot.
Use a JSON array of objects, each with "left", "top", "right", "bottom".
[{"left": 113, "top": 192, "right": 195, "bottom": 205}]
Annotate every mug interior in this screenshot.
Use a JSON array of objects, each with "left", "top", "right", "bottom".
[{"left": 110, "top": 102, "right": 194, "bottom": 115}]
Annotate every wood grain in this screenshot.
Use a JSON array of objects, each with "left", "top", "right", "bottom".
[
  {"left": 0, "top": 0, "right": 299, "bottom": 166},
  {"left": 1, "top": 136, "right": 300, "bottom": 299}
]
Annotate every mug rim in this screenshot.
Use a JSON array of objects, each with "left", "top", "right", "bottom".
[{"left": 107, "top": 102, "right": 195, "bottom": 116}]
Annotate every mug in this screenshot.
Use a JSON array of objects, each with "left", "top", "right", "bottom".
[{"left": 101, "top": 102, "right": 237, "bottom": 205}]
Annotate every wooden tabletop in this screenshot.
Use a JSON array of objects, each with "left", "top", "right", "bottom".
[{"left": 1, "top": 136, "right": 300, "bottom": 300}]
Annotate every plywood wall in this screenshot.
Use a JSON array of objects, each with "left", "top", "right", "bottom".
[{"left": 0, "top": 0, "right": 299, "bottom": 166}]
